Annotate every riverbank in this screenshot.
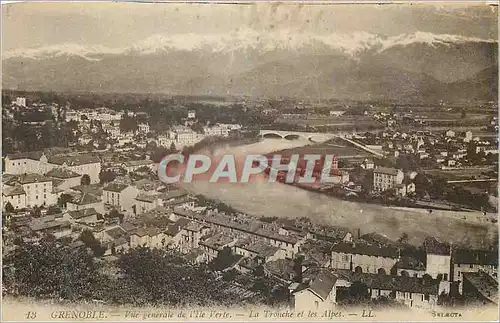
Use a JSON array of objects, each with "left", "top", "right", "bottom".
[{"left": 181, "top": 138, "right": 497, "bottom": 248}]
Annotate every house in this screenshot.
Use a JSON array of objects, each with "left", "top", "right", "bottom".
[
  {"left": 3, "top": 173, "right": 56, "bottom": 207},
  {"left": 122, "top": 160, "right": 154, "bottom": 173},
  {"left": 292, "top": 268, "right": 338, "bottom": 311},
  {"left": 424, "top": 237, "right": 452, "bottom": 281},
  {"left": 46, "top": 168, "right": 82, "bottom": 192},
  {"left": 4, "top": 151, "right": 49, "bottom": 175},
  {"left": 47, "top": 154, "right": 101, "bottom": 184},
  {"left": 264, "top": 258, "right": 296, "bottom": 283},
  {"left": 66, "top": 193, "right": 104, "bottom": 214},
  {"left": 199, "top": 233, "right": 238, "bottom": 263},
  {"left": 28, "top": 217, "right": 72, "bottom": 239},
  {"left": 393, "top": 256, "right": 427, "bottom": 278},
  {"left": 3, "top": 185, "right": 27, "bottom": 210},
  {"left": 234, "top": 239, "right": 287, "bottom": 263},
  {"left": 445, "top": 129, "right": 456, "bottom": 137},
  {"left": 135, "top": 194, "right": 163, "bottom": 215},
  {"left": 462, "top": 271, "right": 498, "bottom": 305},
  {"left": 361, "top": 159, "right": 375, "bottom": 170},
  {"left": 130, "top": 227, "right": 165, "bottom": 249},
  {"left": 330, "top": 242, "right": 399, "bottom": 275},
  {"left": 309, "top": 226, "right": 352, "bottom": 244},
  {"left": 66, "top": 208, "right": 100, "bottom": 225},
  {"left": 453, "top": 249, "right": 498, "bottom": 292},
  {"left": 179, "top": 221, "right": 210, "bottom": 253},
  {"left": 372, "top": 167, "right": 404, "bottom": 193},
  {"left": 335, "top": 271, "right": 441, "bottom": 309},
  {"left": 394, "top": 178, "right": 416, "bottom": 197},
  {"left": 185, "top": 248, "right": 205, "bottom": 264},
  {"left": 300, "top": 240, "right": 332, "bottom": 268},
  {"left": 102, "top": 182, "right": 138, "bottom": 215},
  {"left": 138, "top": 123, "right": 150, "bottom": 134}
]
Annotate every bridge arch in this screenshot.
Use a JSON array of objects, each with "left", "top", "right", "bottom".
[
  {"left": 262, "top": 132, "right": 284, "bottom": 139},
  {"left": 284, "top": 134, "right": 302, "bottom": 140}
]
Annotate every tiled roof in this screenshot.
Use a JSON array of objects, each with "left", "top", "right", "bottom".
[
  {"left": 135, "top": 194, "right": 159, "bottom": 203},
  {"left": 200, "top": 233, "right": 235, "bottom": 250},
  {"left": 103, "top": 182, "right": 129, "bottom": 193},
  {"left": 6, "top": 173, "right": 53, "bottom": 185},
  {"left": 264, "top": 258, "right": 295, "bottom": 280},
  {"left": 106, "top": 226, "right": 127, "bottom": 240},
  {"left": 71, "top": 193, "right": 101, "bottom": 205},
  {"left": 238, "top": 240, "right": 279, "bottom": 258},
  {"left": 462, "top": 271, "right": 498, "bottom": 304},
  {"left": 454, "top": 249, "right": 498, "bottom": 266},
  {"left": 336, "top": 270, "right": 440, "bottom": 295},
  {"left": 331, "top": 242, "right": 399, "bottom": 259},
  {"left": 185, "top": 221, "right": 206, "bottom": 232},
  {"left": 48, "top": 154, "right": 100, "bottom": 166},
  {"left": 394, "top": 256, "right": 426, "bottom": 271},
  {"left": 374, "top": 167, "right": 400, "bottom": 176},
  {"left": 46, "top": 167, "right": 81, "bottom": 179},
  {"left": 6, "top": 151, "right": 44, "bottom": 161},
  {"left": 3, "top": 185, "right": 26, "bottom": 196},
  {"left": 360, "top": 232, "right": 395, "bottom": 246},
  {"left": 424, "top": 237, "right": 451, "bottom": 255},
  {"left": 29, "top": 219, "right": 71, "bottom": 231},
  {"left": 123, "top": 160, "right": 153, "bottom": 167},
  {"left": 298, "top": 268, "right": 337, "bottom": 301},
  {"left": 67, "top": 208, "right": 98, "bottom": 220}
]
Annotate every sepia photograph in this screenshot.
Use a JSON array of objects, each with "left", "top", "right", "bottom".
[{"left": 1, "top": 1, "right": 499, "bottom": 321}]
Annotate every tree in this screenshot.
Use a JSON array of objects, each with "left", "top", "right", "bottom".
[
  {"left": 46, "top": 205, "right": 62, "bottom": 215},
  {"left": 116, "top": 247, "right": 237, "bottom": 306},
  {"left": 398, "top": 232, "right": 409, "bottom": 245},
  {"left": 347, "top": 281, "right": 369, "bottom": 301},
  {"left": 81, "top": 114, "right": 88, "bottom": 121},
  {"left": 293, "top": 255, "right": 304, "bottom": 283},
  {"left": 2, "top": 240, "right": 101, "bottom": 300},
  {"left": 80, "top": 174, "right": 91, "bottom": 186},
  {"left": 413, "top": 173, "right": 430, "bottom": 197},
  {"left": 4, "top": 202, "right": 15, "bottom": 214},
  {"left": 30, "top": 206, "right": 42, "bottom": 217},
  {"left": 80, "top": 230, "right": 106, "bottom": 257},
  {"left": 99, "top": 170, "right": 117, "bottom": 184},
  {"left": 209, "top": 246, "right": 238, "bottom": 272},
  {"left": 57, "top": 193, "right": 73, "bottom": 208},
  {"left": 169, "top": 142, "right": 177, "bottom": 153}
]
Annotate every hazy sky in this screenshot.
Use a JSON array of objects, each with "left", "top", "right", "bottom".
[{"left": 2, "top": 2, "right": 498, "bottom": 51}]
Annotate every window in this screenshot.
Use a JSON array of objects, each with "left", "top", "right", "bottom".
[
  {"left": 444, "top": 273, "right": 448, "bottom": 281},
  {"left": 424, "top": 294, "right": 430, "bottom": 301},
  {"left": 314, "top": 301, "right": 319, "bottom": 309},
  {"left": 470, "top": 264, "right": 473, "bottom": 269},
  {"left": 44, "top": 194, "right": 46, "bottom": 199},
  {"left": 409, "top": 293, "right": 412, "bottom": 300},
  {"left": 36, "top": 195, "right": 38, "bottom": 200}
]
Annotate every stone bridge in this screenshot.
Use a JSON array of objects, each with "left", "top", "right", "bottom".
[{"left": 259, "top": 130, "right": 341, "bottom": 143}]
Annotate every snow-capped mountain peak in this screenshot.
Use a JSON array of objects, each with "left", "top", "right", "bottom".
[{"left": 3, "top": 30, "right": 496, "bottom": 60}]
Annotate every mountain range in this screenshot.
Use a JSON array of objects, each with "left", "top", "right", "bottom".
[{"left": 3, "top": 30, "right": 498, "bottom": 102}]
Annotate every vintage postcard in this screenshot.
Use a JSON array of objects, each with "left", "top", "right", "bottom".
[{"left": 1, "top": 1, "right": 498, "bottom": 322}]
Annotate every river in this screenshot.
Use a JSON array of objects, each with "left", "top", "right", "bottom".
[{"left": 181, "top": 138, "right": 497, "bottom": 248}]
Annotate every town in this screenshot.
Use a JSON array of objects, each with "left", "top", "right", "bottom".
[{"left": 2, "top": 92, "right": 498, "bottom": 312}]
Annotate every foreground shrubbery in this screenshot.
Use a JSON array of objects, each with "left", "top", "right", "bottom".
[{"left": 3, "top": 240, "right": 238, "bottom": 307}]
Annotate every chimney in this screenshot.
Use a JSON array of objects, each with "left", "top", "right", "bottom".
[{"left": 357, "top": 228, "right": 361, "bottom": 239}]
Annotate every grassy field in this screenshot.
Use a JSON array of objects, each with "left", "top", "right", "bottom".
[
  {"left": 424, "top": 168, "right": 496, "bottom": 181},
  {"left": 275, "top": 115, "right": 380, "bottom": 127},
  {"left": 271, "top": 137, "right": 373, "bottom": 159}
]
